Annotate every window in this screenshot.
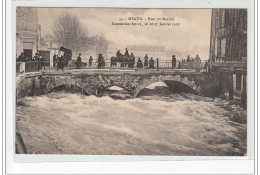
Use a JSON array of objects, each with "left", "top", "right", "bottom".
[
  {"left": 221, "top": 10, "right": 225, "bottom": 27},
  {"left": 217, "top": 39, "right": 221, "bottom": 57},
  {"left": 221, "top": 38, "right": 226, "bottom": 57},
  {"left": 216, "top": 10, "right": 220, "bottom": 28},
  {"left": 214, "top": 39, "right": 218, "bottom": 57}
]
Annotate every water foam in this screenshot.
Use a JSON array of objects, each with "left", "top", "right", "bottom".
[{"left": 16, "top": 92, "right": 247, "bottom": 155}]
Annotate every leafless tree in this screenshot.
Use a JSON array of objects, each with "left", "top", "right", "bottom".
[{"left": 52, "top": 13, "right": 87, "bottom": 53}]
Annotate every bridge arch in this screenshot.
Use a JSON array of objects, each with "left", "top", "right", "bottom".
[
  {"left": 134, "top": 75, "right": 201, "bottom": 97},
  {"left": 48, "top": 84, "right": 89, "bottom": 95},
  {"left": 44, "top": 76, "right": 93, "bottom": 95}
]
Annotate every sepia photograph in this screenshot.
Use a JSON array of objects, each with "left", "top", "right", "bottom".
[{"left": 15, "top": 7, "right": 248, "bottom": 156}]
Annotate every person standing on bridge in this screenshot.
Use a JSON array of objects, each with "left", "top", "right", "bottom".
[
  {"left": 89, "top": 56, "right": 93, "bottom": 67},
  {"left": 149, "top": 57, "right": 155, "bottom": 69},
  {"left": 41, "top": 55, "right": 46, "bottom": 70},
  {"left": 53, "top": 54, "right": 57, "bottom": 67},
  {"left": 97, "top": 53, "right": 103, "bottom": 69},
  {"left": 77, "top": 53, "right": 82, "bottom": 69},
  {"left": 124, "top": 48, "right": 129, "bottom": 56},
  {"left": 137, "top": 58, "right": 143, "bottom": 68},
  {"left": 144, "top": 54, "right": 148, "bottom": 68},
  {"left": 187, "top": 55, "right": 191, "bottom": 62},
  {"left": 178, "top": 61, "right": 182, "bottom": 69},
  {"left": 204, "top": 60, "right": 208, "bottom": 72},
  {"left": 17, "top": 52, "right": 25, "bottom": 62},
  {"left": 195, "top": 54, "right": 201, "bottom": 63},
  {"left": 57, "top": 55, "right": 64, "bottom": 71},
  {"left": 129, "top": 52, "right": 135, "bottom": 68},
  {"left": 33, "top": 53, "right": 41, "bottom": 71},
  {"left": 172, "top": 55, "right": 177, "bottom": 69}
]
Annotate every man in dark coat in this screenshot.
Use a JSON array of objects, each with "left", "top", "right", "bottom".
[
  {"left": 97, "top": 54, "right": 103, "bottom": 69},
  {"left": 149, "top": 57, "right": 155, "bottom": 69},
  {"left": 187, "top": 55, "right": 191, "bottom": 62},
  {"left": 130, "top": 52, "right": 135, "bottom": 68},
  {"left": 33, "top": 53, "right": 41, "bottom": 70},
  {"left": 204, "top": 60, "right": 208, "bottom": 72},
  {"left": 17, "top": 52, "right": 25, "bottom": 62},
  {"left": 53, "top": 54, "right": 57, "bottom": 67},
  {"left": 77, "top": 53, "right": 82, "bottom": 69},
  {"left": 42, "top": 56, "right": 46, "bottom": 70},
  {"left": 111, "top": 57, "right": 114, "bottom": 67},
  {"left": 172, "top": 55, "right": 177, "bottom": 69},
  {"left": 124, "top": 48, "right": 129, "bottom": 56},
  {"left": 89, "top": 56, "right": 93, "bottom": 67},
  {"left": 195, "top": 54, "right": 201, "bottom": 63},
  {"left": 57, "top": 55, "right": 64, "bottom": 71},
  {"left": 116, "top": 50, "right": 121, "bottom": 58},
  {"left": 33, "top": 52, "right": 39, "bottom": 61},
  {"left": 136, "top": 58, "right": 143, "bottom": 68},
  {"left": 178, "top": 62, "right": 182, "bottom": 69},
  {"left": 144, "top": 54, "right": 148, "bottom": 68}
]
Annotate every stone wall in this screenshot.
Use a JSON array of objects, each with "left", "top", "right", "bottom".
[{"left": 16, "top": 72, "right": 220, "bottom": 100}]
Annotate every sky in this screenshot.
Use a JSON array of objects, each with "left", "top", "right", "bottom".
[{"left": 37, "top": 8, "right": 212, "bottom": 60}]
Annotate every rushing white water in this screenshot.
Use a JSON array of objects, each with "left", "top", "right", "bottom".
[
  {"left": 145, "top": 81, "right": 168, "bottom": 89},
  {"left": 108, "top": 86, "right": 124, "bottom": 91},
  {"left": 16, "top": 91, "right": 247, "bottom": 156}
]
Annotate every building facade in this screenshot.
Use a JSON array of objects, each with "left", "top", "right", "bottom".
[
  {"left": 209, "top": 9, "right": 247, "bottom": 62},
  {"left": 16, "top": 7, "right": 41, "bottom": 60}
]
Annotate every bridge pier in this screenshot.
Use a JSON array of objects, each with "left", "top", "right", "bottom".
[
  {"left": 218, "top": 72, "right": 223, "bottom": 94},
  {"left": 241, "top": 74, "right": 247, "bottom": 108},
  {"left": 229, "top": 73, "right": 234, "bottom": 100}
]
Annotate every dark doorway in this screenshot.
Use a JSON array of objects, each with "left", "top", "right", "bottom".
[{"left": 23, "top": 49, "right": 32, "bottom": 60}]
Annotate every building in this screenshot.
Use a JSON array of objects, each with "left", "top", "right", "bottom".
[
  {"left": 41, "top": 34, "right": 60, "bottom": 67},
  {"left": 209, "top": 9, "right": 247, "bottom": 62},
  {"left": 16, "top": 7, "right": 41, "bottom": 60},
  {"left": 209, "top": 9, "right": 247, "bottom": 105}
]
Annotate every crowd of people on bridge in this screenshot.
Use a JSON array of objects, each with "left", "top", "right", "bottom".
[
  {"left": 17, "top": 47, "right": 209, "bottom": 72},
  {"left": 109, "top": 48, "right": 156, "bottom": 69},
  {"left": 53, "top": 52, "right": 72, "bottom": 71},
  {"left": 17, "top": 52, "right": 47, "bottom": 71},
  {"left": 177, "top": 55, "right": 203, "bottom": 70}
]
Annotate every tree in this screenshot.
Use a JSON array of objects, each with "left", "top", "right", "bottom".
[{"left": 52, "top": 13, "right": 87, "bottom": 52}]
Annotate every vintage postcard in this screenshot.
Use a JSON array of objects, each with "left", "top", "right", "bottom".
[{"left": 15, "top": 7, "right": 248, "bottom": 157}]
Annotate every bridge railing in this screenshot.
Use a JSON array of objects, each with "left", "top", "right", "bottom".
[{"left": 17, "top": 60, "right": 208, "bottom": 73}]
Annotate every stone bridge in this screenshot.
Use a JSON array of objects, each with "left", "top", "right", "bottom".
[{"left": 16, "top": 71, "right": 220, "bottom": 99}]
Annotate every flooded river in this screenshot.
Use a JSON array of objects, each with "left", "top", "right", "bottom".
[{"left": 16, "top": 83, "right": 247, "bottom": 156}]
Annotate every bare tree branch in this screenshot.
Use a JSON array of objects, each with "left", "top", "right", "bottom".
[{"left": 52, "top": 13, "right": 87, "bottom": 51}]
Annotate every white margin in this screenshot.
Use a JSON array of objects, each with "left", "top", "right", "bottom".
[{"left": 5, "top": 0, "right": 256, "bottom": 174}]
